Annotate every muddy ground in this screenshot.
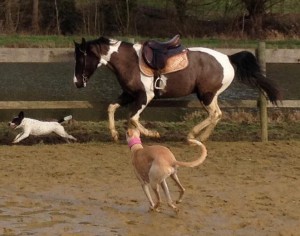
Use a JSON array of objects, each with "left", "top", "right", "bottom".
[{"left": 0, "top": 138, "right": 299, "bottom": 236}]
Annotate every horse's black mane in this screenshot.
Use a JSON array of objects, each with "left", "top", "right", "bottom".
[{"left": 88, "top": 37, "right": 113, "bottom": 46}]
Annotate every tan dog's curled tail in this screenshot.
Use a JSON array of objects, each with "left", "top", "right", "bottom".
[{"left": 175, "top": 139, "right": 207, "bottom": 168}]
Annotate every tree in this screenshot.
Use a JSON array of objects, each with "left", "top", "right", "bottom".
[
  {"left": 3, "top": 0, "right": 20, "bottom": 33},
  {"left": 54, "top": 0, "right": 60, "bottom": 34},
  {"left": 112, "top": 0, "right": 137, "bottom": 35},
  {"left": 172, "top": 0, "right": 189, "bottom": 34},
  {"left": 240, "top": 0, "right": 284, "bottom": 37},
  {"left": 32, "top": 0, "right": 39, "bottom": 33}
]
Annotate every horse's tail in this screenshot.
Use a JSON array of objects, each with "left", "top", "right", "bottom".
[
  {"left": 175, "top": 139, "right": 207, "bottom": 168},
  {"left": 229, "top": 51, "right": 282, "bottom": 105}
]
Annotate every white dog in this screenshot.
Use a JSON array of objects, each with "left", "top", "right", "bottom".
[{"left": 8, "top": 111, "right": 77, "bottom": 143}]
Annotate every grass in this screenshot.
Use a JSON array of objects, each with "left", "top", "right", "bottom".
[
  {"left": 2, "top": 109, "right": 299, "bottom": 145},
  {"left": 2, "top": 117, "right": 299, "bottom": 145},
  {"left": 0, "top": 35, "right": 73, "bottom": 48},
  {"left": 0, "top": 35, "right": 300, "bottom": 49}
]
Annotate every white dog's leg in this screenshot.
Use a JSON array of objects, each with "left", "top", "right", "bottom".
[
  {"left": 13, "top": 132, "right": 29, "bottom": 143},
  {"left": 13, "top": 133, "right": 22, "bottom": 142},
  {"left": 64, "top": 133, "right": 77, "bottom": 141},
  {"left": 54, "top": 127, "right": 77, "bottom": 142}
]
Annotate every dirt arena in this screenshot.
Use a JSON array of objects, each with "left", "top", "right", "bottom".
[{"left": 0, "top": 139, "right": 299, "bottom": 236}]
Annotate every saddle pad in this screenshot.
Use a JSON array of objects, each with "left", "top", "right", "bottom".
[{"left": 139, "top": 50, "right": 189, "bottom": 77}]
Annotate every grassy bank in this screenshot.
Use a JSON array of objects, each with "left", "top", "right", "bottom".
[{"left": 0, "top": 35, "right": 300, "bottom": 48}]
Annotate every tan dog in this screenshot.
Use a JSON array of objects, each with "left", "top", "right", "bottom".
[{"left": 126, "top": 128, "right": 207, "bottom": 213}]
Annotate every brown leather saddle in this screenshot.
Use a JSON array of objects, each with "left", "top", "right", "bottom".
[
  {"left": 142, "top": 34, "right": 185, "bottom": 72},
  {"left": 141, "top": 35, "right": 187, "bottom": 96}
]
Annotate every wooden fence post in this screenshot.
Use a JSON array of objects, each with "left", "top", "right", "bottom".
[{"left": 256, "top": 42, "right": 268, "bottom": 142}]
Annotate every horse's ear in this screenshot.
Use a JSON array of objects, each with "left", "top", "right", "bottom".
[
  {"left": 81, "top": 38, "right": 86, "bottom": 45},
  {"left": 73, "top": 40, "right": 79, "bottom": 47}
]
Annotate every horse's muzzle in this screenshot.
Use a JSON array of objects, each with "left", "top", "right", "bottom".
[
  {"left": 73, "top": 75, "right": 85, "bottom": 88},
  {"left": 74, "top": 81, "right": 84, "bottom": 88}
]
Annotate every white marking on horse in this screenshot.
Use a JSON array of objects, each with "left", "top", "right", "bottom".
[
  {"left": 101, "top": 40, "right": 122, "bottom": 63},
  {"left": 188, "top": 47, "right": 235, "bottom": 95},
  {"left": 98, "top": 58, "right": 107, "bottom": 67},
  {"left": 73, "top": 74, "right": 78, "bottom": 84},
  {"left": 131, "top": 43, "right": 155, "bottom": 120}
]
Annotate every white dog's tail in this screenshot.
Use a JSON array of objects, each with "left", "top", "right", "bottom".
[
  {"left": 58, "top": 115, "right": 73, "bottom": 123},
  {"left": 175, "top": 139, "right": 207, "bottom": 168}
]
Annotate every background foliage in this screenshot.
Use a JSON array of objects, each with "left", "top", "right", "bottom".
[{"left": 0, "top": 0, "right": 299, "bottom": 38}]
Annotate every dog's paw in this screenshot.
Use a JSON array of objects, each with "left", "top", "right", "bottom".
[
  {"left": 148, "top": 206, "right": 160, "bottom": 213},
  {"left": 176, "top": 199, "right": 183, "bottom": 204}
]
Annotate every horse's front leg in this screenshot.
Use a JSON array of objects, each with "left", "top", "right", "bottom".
[
  {"left": 108, "top": 92, "right": 134, "bottom": 141},
  {"left": 129, "top": 91, "right": 160, "bottom": 138},
  {"left": 108, "top": 103, "right": 121, "bottom": 141}
]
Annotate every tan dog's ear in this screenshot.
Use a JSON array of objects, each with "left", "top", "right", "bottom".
[
  {"left": 128, "top": 119, "right": 138, "bottom": 129},
  {"left": 126, "top": 128, "right": 134, "bottom": 138}
]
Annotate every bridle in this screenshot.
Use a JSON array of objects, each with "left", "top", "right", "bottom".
[
  {"left": 78, "top": 48, "right": 88, "bottom": 85},
  {"left": 78, "top": 47, "right": 106, "bottom": 86}
]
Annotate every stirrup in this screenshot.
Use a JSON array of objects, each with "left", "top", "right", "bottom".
[{"left": 154, "top": 77, "right": 166, "bottom": 90}]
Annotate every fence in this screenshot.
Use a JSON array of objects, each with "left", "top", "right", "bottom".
[{"left": 1, "top": 43, "right": 300, "bottom": 141}]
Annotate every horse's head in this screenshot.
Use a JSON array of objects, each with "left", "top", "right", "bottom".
[{"left": 73, "top": 37, "right": 110, "bottom": 88}]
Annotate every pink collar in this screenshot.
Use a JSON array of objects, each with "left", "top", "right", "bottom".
[{"left": 128, "top": 137, "right": 142, "bottom": 148}]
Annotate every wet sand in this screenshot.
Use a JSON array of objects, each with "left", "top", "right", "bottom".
[{"left": 0, "top": 141, "right": 299, "bottom": 235}]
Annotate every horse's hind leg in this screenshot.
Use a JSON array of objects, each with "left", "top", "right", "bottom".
[
  {"left": 199, "top": 100, "right": 222, "bottom": 141},
  {"left": 187, "top": 96, "right": 222, "bottom": 141}
]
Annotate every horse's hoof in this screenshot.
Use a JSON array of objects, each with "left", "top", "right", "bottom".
[
  {"left": 198, "top": 134, "right": 209, "bottom": 142},
  {"left": 187, "top": 136, "right": 198, "bottom": 145},
  {"left": 111, "top": 131, "right": 119, "bottom": 141},
  {"left": 187, "top": 139, "right": 198, "bottom": 146},
  {"left": 147, "top": 131, "right": 160, "bottom": 138},
  {"left": 187, "top": 133, "right": 195, "bottom": 140}
]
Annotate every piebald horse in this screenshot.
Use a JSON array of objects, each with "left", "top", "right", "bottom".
[{"left": 73, "top": 37, "right": 281, "bottom": 141}]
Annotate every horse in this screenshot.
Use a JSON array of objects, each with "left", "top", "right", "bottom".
[{"left": 73, "top": 36, "right": 281, "bottom": 142}]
